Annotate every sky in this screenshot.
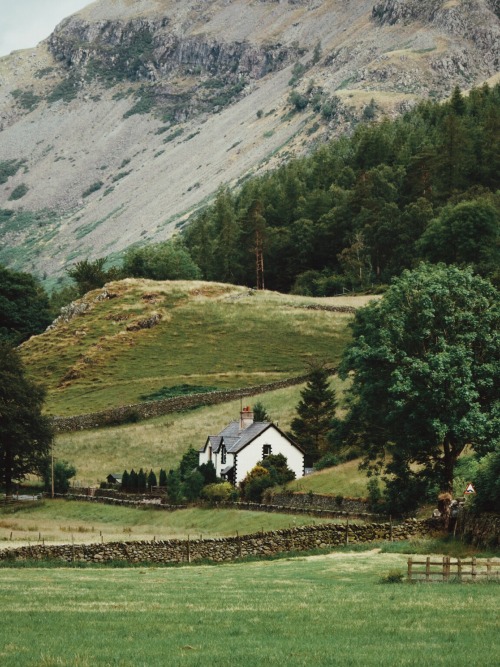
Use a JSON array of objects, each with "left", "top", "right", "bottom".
[{"left": 0, "top": 0, "right": 92, "bottom": 57}]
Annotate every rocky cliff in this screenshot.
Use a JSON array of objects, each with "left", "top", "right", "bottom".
[{"left": 0, "top": 0, "right": 498, "bottom": 282}]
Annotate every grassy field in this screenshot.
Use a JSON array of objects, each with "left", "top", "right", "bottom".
[
  {"left": 288, "top": 459, "right": 373, "bottom": 498},
  {"left": 20, "top": 280, "right": 368, "bottom": 416},
  {"left": 0, "top": 550, "right": 498, "bottom": 666},
  {"left": 0, "top": 500, "right": 334, "bottom": 548},
  {"left": 54, "top": 377, "right": 351, "bottom": 486}
]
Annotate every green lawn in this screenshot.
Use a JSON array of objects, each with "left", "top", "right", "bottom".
[{"left": 0, "top": 551, "right": 498, "bottom": 666}]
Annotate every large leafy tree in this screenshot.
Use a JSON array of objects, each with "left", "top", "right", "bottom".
[
  {"left": 0, "top": 344, "right": 53, "bottom": 496},
  {"left": 338, "top": 264, "right": 499, "bottom": 512},
  {"left": 291, "top": 364, "right": 337, "bottom": 466},
  {"left": 0, "top": 265, "right": 52, "bottom": 344}
]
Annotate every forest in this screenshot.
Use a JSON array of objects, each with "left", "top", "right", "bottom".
[{"left": 181, "top": 84, "right": 499, "bottom": 294}]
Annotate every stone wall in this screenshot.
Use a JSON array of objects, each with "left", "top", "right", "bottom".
[
  {"left": 0, "top": 519, "right": 433, "bottom": 564},
  {"left": 51, "top": 370, "right": 336, "bottom": 433},
  {"left": 456, "top": 511, "right": 500, "bottom": 547},
  {"left": 56, "top": 493, "right": 383, "bottom": 521},
  {"left": 270, "top": 492, "right": 373, "bottom": 515}
]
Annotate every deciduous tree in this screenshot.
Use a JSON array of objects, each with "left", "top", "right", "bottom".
[
  {"left": 0, "top": 344, "right": 53, "bottom": 496},
  {"left": 338, "top": 264, "right": 499, "bottom": 513}
]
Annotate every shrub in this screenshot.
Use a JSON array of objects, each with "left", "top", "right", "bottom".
[
  {"left": 201, "top": 482, "right": 233, "bottom": 502},
  {"left": 8, "top": 184, "right": 28, "bottom": 200},
  {"left": 82, "top": 181, "right": 103, "bottom": 197},
  {"left": 313, "top": 453, "right": 340, "bottom": 471},
  {"left": 380, "top": 570, "right": 405, "bottom": 584}
]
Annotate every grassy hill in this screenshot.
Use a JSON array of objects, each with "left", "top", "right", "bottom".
[{"left": 20, "top": 279, "right": 371, "bottom": 416}]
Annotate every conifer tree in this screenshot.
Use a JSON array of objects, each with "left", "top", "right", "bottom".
[
  {"left": 291, "top": 364, "right": 337, "bottom": 465},
  {"left": 147, "top": 469, "right": 157, "bottom": 491}
]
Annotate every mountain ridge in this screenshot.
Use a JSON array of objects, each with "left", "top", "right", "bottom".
[{"left": 0, "top": 0, "right": 498, "bottom": 283}]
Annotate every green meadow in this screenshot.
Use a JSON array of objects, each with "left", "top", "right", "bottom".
[
  {"left": 20, "top": 280, "right": 365, "bottom": 416},
  {"left": 0, "top": 552, "right": 498, "bottom": 666}
]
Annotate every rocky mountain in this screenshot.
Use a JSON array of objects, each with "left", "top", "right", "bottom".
[{"left": 0, "top": 0, "right": 498, "bottom": 283}]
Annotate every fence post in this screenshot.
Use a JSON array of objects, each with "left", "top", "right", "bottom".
[
  {"left": 457, "top": 557, "right": 462, "bottom": 581},
  {"left": 486, "top": 559, "right": 492, "bottom": 579},
  {"left": 425, "top": 556, "right": 430, "bottom": 581},
  {"left": 472, "top": 556, "right": 476, "bottom": 581},
  {"left": 407, "top": 557, "right": 413, "bottom": 582}
]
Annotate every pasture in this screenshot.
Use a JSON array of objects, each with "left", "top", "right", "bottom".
[
  {"left": 0, "top": 550, "right": 498, "bottom": 666},
  {"left": 0, "top": 501, "right": 334, "bottom": 548}
]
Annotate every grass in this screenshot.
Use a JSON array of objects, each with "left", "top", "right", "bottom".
[
  {"left": 21, "top": 279, "right": 361, "bottom": 416},
  {"left": 0, "top": 500, "right": 334, "bottom": 547},
  {"left": 0, "top": 550, "right": 498, "bottom": 666},
  {"left": 53, "top": 377, "right": 347, "bottom": 485},
  {"left": 288, "top": 458, "right": 372, "bottom": 498}
]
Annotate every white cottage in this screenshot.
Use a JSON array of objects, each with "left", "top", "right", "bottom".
[{"left": 199, "top": 407, "right": 304, "bottom": 486}]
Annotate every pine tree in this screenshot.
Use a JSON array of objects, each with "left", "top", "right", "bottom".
[
  {"left": 121, "top": 470, "right": 130, "bottom": 492},
  {"left": 137, "top": 468, "right": 147, "bottom": 493},
  {"left": 147, "top": 469, "right": 157, "bottom": 491},
  {"left": 291, "top": 364, "right": 337, "bottom": 466}
]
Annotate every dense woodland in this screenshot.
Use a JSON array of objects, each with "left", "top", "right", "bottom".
[{"left": 181, "top": 84, "right": 499, "bottom": 293}]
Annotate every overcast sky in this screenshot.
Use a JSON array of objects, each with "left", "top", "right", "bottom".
[{"left": 0, "top": 0, "right": 91, "bottom": 57}]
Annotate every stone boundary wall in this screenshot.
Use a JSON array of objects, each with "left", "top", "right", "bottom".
[
  {"left": 51, "top": 369, "right": 336, "bottom": 433},
  {"left": 457, "top": 511, "right": 500, "bottom": 547},
  {"left": 270, "top": 492, "right": 372, "bottom": 514},
  {"left": 0, "top": 519, "right": 434, "bottom": 564},
  {"left": 55, "top": 494, "right": 385, "bottom": 521},
  {"left": 303, "top": 305, "right": 356, "bottom": 314}
]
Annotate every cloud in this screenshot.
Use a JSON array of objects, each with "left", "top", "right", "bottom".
[{"left": 0, "top": 1, "right": 91, "bottom": 57}]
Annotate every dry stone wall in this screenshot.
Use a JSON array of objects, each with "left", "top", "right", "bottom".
[
  {"left": 457, "top": 511, "right": 500, "bottom": 547},
  {"left": 270, "top": 492, "right": 373, "bottom": 515},
  {"left": 0, "top": 519, "right": 432, "bottom": 564},
  {"left": 51, "top": 370, "right": 335, "bottom": 432}
]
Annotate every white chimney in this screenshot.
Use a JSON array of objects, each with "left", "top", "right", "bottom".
[{"left": 240, "top": 406, "right": 254, "bottom": 430}]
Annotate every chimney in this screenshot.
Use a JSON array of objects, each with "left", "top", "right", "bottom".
[{"left": 240, "top": 406, "right": 254, "bottom": 430}]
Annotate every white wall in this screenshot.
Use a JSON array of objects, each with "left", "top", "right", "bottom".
[{"left": 234, "top": 427, "right": 304, "bottom": 485}]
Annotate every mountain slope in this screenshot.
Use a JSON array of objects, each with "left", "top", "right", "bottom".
[{"left": 0, "top": 0, "right": 498, "bottom": 282}]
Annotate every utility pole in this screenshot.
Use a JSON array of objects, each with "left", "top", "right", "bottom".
[{"left": 51, "top": 444, "right": 55, "bottom": 498}]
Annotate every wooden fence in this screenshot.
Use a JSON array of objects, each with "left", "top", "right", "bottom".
[{"left": 407, "top": 556, "right": 500, "bottom": 582}]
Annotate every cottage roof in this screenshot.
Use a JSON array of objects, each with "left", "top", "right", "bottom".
[
  {"left": 200, "top": 421, "right": 271, "bottom": 454},
  {"left": 201, "top": 420, "right": 304, "bottom": 455}
]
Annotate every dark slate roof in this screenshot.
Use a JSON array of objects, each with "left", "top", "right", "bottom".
[
  {"left": 212, "top": 421, "right": 272, "bottom": 454},
  {"left": 201, "top": 421, "right": 304, "bottom": 455}
]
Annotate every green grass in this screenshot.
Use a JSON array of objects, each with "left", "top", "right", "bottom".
[
  {"left": 21, "top": 280, "right": 358, "bottom": 416},
  {"left": 0, "top": 551, "right": 498, "bottom": 666},
  {"left": 0, "top": 500, "right": 333, "bottom": 546},
  {"left": 288, "top": 458, "right": 372, "bottom": 498}
]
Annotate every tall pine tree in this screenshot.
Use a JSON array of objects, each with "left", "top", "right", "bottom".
[{"left": 291, "top": 364, "right": 337, "bottom": 466}]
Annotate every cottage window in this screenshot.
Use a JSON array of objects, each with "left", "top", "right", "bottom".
[
  {"left": 221, "top": 445, "right": 226, "bottom": 464},
  {"left": 262, "top": 444, "right": 272, "bottom": 458}
]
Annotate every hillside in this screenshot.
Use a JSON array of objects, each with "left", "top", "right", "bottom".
[
  {"left": 19, "top": 279, "right": 371, "bottom": 416},
  {"left": 0, "top": 0, "right": 498, "bottom": 283}
]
